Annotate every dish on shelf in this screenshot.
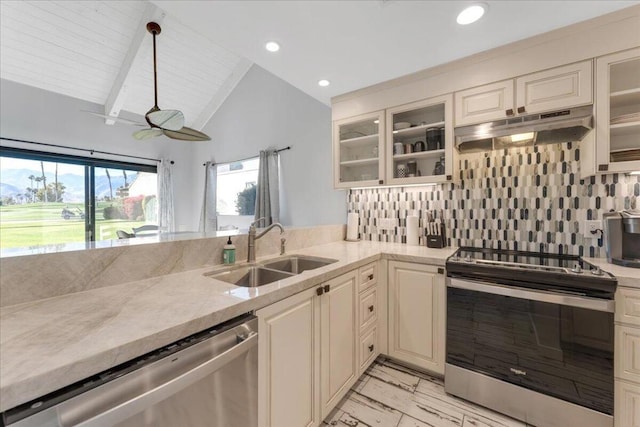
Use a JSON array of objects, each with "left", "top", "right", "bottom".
[
  {"left": 394, "top": 122, "right": 411, "bottom": 130},
  {"left": 610, "top": 148, "right": 640, "bottom": 162}
]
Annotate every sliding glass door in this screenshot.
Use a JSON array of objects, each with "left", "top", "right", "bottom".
[{"left": 0, "top": 148, "right": 157, "bottom": 250}]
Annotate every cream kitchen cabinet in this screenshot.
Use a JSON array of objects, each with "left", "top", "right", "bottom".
[
  {"left": 455, "top": 60, "right": 593, "bottom": 126},
  {"left": 593, "top": 47, "right": 640, "bottom": 175},
  {"left": 386, "top": 94, "right": 454, "bottom": 185},
  {"left": 614, "top": 286, "right": 640, "bottom": 427},
  {"left": 257, "top": 269, "right": 359, "bottom": 427},
  {"left": 387, "top": 261, "right": 446, "bottom": 374},
  {"left": 257, "top": 286, "right": 320, "bottom": 427},
  {"left": 319, "top": 271, "right": 358, "bottom": 419},
  {"left": 333, "top": 111, "right": 385, "bottom": 188}
]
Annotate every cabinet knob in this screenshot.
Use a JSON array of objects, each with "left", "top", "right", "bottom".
[
  {"left": 368, "top": 344, "right": 374, "bottom": 352},
  {"left": 517, "top": 106, "right": 526, "bottom": 114},
  {"left": 437, "top": 267, "right": 444, "bottom": 275},
  {"left": 505, "top": 109, "right": 514, "bottom": 116},
  {"left": 367, "top": 274, "right": 374, "bottom": 281},
  {"left": 316, "top": 287, "right": 324, "bottom": 296},
  {"left": 368, "top": 305, "right": 374, "bottom": 312},
  {"left": 378, "top": 180, "right": 384, "bottom": 185},
  {"left": 324, "top": 284, "right": 331, "bottom": 293},
  {"left": 598, "top": 164, "right": 609, "bottom": 172}
]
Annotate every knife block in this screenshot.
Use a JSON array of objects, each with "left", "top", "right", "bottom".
[{"left": 426, "top": 223, "right": 446, "bottom": 248}]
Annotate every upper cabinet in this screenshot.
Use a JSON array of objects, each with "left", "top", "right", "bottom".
[
  {"left": 594, "top": 47, "right": 640, "bottom": 174},
  {"left": 333, "top": 95, "right": 454, "bottom": 189},
  {"left": 455, "top": 60, "right": 593, "bottom": 126},
  {"left": 333, "top": 111, "right": 385, "bottom": 189},
  {"left": 386, "top": 94, "right": 454, "bottom": 185}
]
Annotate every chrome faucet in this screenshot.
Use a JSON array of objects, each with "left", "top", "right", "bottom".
[{"left": 247, "top": 217, "right": 285, "bottom": 262}]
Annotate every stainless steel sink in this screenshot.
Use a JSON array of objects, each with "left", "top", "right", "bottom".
[
  {"left": 206, "top": 265, "right": 295, "bottom": 287},
  {"left": 261, "top": 255, "right": 338, "bottom": 274},
  {"left": 205, "top": 255, "right": 338, "bottom": 287}
]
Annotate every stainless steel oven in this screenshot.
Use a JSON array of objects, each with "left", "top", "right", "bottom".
[{"left": 445, "top": 248, "right": 617, "bottom": 427}]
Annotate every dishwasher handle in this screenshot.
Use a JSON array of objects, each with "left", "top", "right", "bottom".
[{"left": 73, "top": 331, "right": 258, "bottom": 427}]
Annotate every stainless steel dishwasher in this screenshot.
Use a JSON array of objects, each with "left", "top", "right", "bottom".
[{"left": 2, "top": 314, "right": 258, "bottom": 427}]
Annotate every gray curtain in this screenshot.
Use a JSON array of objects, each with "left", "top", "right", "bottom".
[
  {"left": 157, "top": 159, "right": 175, "bottom": 233},
  {"left": 199, "top": 161, "right": 218, "bottom": 232},
  {"left": 255, "top": 150, "right": 280, "bottom": 226}
]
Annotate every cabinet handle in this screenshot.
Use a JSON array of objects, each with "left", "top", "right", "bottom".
[
  {"left": 598, "top": 164, "right": 609, "bottom": 172},
  {"left": 316, "top": 287, "right": 324, "bottom": 296},
  {"left": 368, "top": 344, "right": 374, "bottom": 352},
  {"left": 324, "top": 284, "right": 331, "bottom": 293},
  {"left": 378, "top": 180, "right": 384, "bottom": 185},
  {"left": 368, "top": 305, "right": 374, "bottom": 312},
  {"left": 505, "top": 109, "right": 514, "bottom": 116},
  {"left": 437, "top": 267, "right": 444, "bottom": 275},
  {"left": 517, "top": 106, "right": 526, "bottom": 114},
  {"left": 367, "top": 274, "right": 374, "bottom": 281}
]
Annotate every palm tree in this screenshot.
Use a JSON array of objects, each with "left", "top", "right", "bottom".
[
  {"left": 28, "top": 175, "right": 35, "bottom": 202},
  {"left": 105, "top": 169, "right": 113, "bottom": 200},
  {"left": 40, "top": 161, "right": 48, "bottom": 203}
]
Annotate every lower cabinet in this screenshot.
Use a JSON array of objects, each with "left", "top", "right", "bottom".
[
  {"left": 257, "top": 270, "right": 358, "bottom": 427},
  {"left": 387, "top": 261, "right": 446, "bottom": 374},
  {"left": 257, "top": 286, "right": 320, "bottom": 427},
  {"left": 615, "top": 287, "right": 640, "bottom": 427},
  {"left": 319, "top": 271, "right": 358, "bottom": 419}
]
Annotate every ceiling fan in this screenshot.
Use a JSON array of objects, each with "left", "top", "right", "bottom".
[{"left": 88, "top": 22, "right": 210, "bottom": 142}]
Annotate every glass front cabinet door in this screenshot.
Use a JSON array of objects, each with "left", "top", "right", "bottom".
[
  {"left": 333, "top": 111, "right": 385, "bottom": 188},
  {"left": 385, "top": 94, "right": 454, "bottom": 185},
  {"left": 595, "top": 47, "right": 640, "bottom": 174}
]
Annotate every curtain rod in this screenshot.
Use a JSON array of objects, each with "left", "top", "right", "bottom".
[
  {"left": 203, "top": 146, "right": 292, "bottom": 167},
  {"left": 0, "top": 137, "right": 174, "bottom": 164}
]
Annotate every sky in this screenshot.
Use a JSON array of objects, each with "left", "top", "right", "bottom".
[{"left": 1, "top": 157, "right": 126, "bottom": 176}]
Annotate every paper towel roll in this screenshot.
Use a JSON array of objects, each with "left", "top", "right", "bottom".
[
  {"left": 406, "top": 215, "right": 419, "bottom": 246},
  {"left": 346, "top": 212, "right": 359, "bottom": 241}
]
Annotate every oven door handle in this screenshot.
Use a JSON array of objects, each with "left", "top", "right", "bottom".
[{"left": 448, "top": 278, "right": 614, "bottom": 313}]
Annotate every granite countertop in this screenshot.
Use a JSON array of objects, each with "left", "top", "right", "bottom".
[
  {"left": 584, "top": 257, "right": 640, "bottom": 289},
  {"left": 0, "top": 240, "right": 455, "bottom": 412}
]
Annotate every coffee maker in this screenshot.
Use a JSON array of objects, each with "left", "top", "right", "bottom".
[{"left": 604, "top": 210, "right": 640, "bottom": 268}]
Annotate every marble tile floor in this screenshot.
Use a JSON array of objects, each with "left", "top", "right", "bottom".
[{"left": 323, "top": 357, "right": 534, "bottom": 427}]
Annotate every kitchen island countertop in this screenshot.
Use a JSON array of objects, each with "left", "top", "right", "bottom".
[{"left": 0, "top": 240, "right": 455, "bottom": 412}]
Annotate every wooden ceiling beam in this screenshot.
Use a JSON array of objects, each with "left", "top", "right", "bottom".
[{"left": 103, "top": 3, "right": 165, "bottom": 125}]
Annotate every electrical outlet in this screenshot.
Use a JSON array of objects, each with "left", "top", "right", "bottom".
[
  {"left": 379, "top": 218, "right": 397, "bottom": 230},
  {"left": 584, "top": 220, "right": 603, "bottom": 238}
]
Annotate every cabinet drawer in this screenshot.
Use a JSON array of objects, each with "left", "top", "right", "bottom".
[
  {"left": 359, "top": 262, "right": 378, "bottom": 292},
  {"left": 360, "top": 327, "right": 378, "bottom": 370},
  {"left": 616, "top": 326, "right": 640, "bottom": 384},
  {"left": 615, "top": 380, "right": 640, "bottom": 427},
  {"left": 359, "top": 286, "right": 378, "bottom": 332},
  {"left": 616, "top": 287, "right": 640, "bottom": 327}
]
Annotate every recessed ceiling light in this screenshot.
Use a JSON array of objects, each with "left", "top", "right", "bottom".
[
  {"left": 265, "top": 41, "right": 280, "bottom": 52},
  {"left": 457, "top": 3, "right": 487, "bottom": 25},
  {"left": 318, "top": 79, "right": 330, "bottom": 87}
]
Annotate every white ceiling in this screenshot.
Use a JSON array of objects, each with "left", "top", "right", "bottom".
[
  {"left": 1, "top": 0, "right": 638, "bottom": 128},
  {"left": 0, "top": 1, "right": 247, "bottom": 128},
  {"left": 156, "top": 0, "right": 639, "bottom": 105}
]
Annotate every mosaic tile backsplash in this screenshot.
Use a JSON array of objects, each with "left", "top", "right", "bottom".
[{"left": 347, "top": 142, "right": 640, "bottom": 257}]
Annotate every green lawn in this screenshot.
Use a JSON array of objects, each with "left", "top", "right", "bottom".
[{"left": 0, "top": 202, "right": 148, "bottom": 249}]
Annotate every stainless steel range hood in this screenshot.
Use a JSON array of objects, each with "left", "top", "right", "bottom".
[{"left": 454, "top": 105, "right": 593, "bottom": 153}]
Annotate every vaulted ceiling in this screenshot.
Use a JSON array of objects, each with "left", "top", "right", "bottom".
[{"left": 1, "top": 1, "right": 638, "bottom": 131}]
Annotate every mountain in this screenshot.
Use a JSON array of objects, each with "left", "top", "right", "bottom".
[{"left": 0, "top": 168, "right": 138, "bottom": 202}]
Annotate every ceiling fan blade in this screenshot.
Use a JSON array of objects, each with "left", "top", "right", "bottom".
[
  {"left": 146, "top": 109, "right": 185, "bottom": 131},
  {"left": 133, "top": 128, "right": 164, "bottom": 140},
  {"left": 83, "top": 111, "right": 146, "bottom": 127},
  {"left": 163, "top": 127, "right": 211, "bottom": 142}
]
